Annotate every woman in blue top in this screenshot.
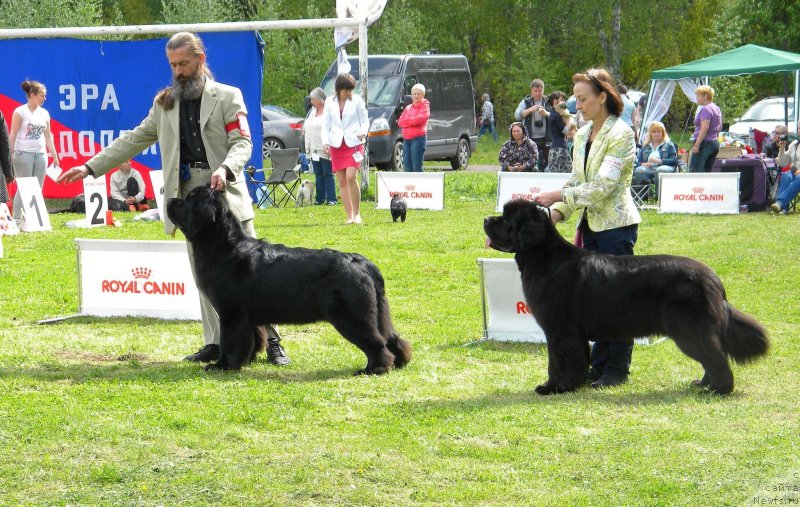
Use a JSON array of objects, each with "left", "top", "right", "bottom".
[{"left": 632, "top": 121, "right": 679, "bottom": 189}]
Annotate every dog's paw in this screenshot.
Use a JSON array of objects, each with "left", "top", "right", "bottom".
[
  {"left": 205, "top": 361, "right": 240, "bottom": 372},
  {"left": 535, "top": 383, "right": 559, "bottom": 395},
  {"left": 535, "top": 382, "right": 577, "bottom": 395}
]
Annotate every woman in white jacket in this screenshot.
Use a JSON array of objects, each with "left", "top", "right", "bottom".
[{"left": 322, "top": 73, "right": 369, "bottom": 224}]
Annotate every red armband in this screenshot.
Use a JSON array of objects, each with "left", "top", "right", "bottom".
[{"left": 225, "top": 112, "right": 251, "bottom": 138}]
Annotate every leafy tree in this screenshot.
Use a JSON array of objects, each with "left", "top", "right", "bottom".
[{"left": 0, "top": 0, "right": 103, "bottom": 29}]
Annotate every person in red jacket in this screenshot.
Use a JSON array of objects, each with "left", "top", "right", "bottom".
[{"left": 398, "top": 83, "right": 430, "bottom": 172}]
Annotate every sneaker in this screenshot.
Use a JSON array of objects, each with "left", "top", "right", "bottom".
[
  {"left": 326, "top": 201, "right": 338, "bottom": 205},
  {"left": 267, "top": 341, "right": 290, "bottom": 365},
  {"left": 770, "top": 202, "right": 783, "bottom": 214},
  {"left": 183, "top": 344, "right": 219, "bottom": 362}
]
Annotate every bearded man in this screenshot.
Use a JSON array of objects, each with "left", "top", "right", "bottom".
[{"left": 58, "top": 32, "right": 290, "bottom": 366}]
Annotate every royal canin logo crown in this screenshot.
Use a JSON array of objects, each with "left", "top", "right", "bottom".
[
  {"left": 131, "top": 267, "right": 152, "bottom": 280},
  {"left": 692, "top": 187, "right": 704, "bottom": 193},
  {"left": 405, "top": 185, "right": 415, "bottom": 191},
  {"left": 530, "top": 187, "right": 541, "bottom": 193}
]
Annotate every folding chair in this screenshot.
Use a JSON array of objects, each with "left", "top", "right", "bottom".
[
  {"left": 630, "top": 182, "right": 654, "bottom": 208},
  {"left": 246, "top": 165, "right": 273, "bottom": 208},
  {"left": 252, "top": 148, "right": 301, "bottom": 208}
]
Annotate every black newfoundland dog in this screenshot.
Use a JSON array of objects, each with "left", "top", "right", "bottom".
[
  {"left": 484, "top": 199, "right": 768, "bottom": 395},
  {"left": 166, "top": 186, "right": 411, "bottom": 374}
]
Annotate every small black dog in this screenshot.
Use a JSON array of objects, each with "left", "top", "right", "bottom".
[
  {"left": 390, "top": 195, "right": 407, "bottom": 223},
  {"left": 166, "top": 186, "right": 412, "bottom": 374}
]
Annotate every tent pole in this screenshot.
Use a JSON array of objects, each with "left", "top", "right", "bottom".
[{"left": 795, "top": 70, "right": 799, "bottom": 135}]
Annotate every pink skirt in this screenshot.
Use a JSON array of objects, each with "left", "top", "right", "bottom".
[{"left": 330, "top": 143, "right": 364, "bottom": 172}]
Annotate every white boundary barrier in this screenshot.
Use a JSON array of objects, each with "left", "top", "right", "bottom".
[
  {"left": 75, "top": 239, "right": 201, "bottom": 320},
  {"left": 495, "top": 172, "right": 571, "bottom": 212},
  {"left": 658, "top": 172, "right": 739, "bottom": 214},
  {"left": 375, "top": 172, "right": 445, "bottom": 210}
]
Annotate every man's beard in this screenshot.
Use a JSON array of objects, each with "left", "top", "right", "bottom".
[{"left": 172, "top": 71, "right": 205, "bottom": 102}]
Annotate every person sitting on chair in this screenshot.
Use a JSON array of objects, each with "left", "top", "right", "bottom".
[
  {"left": 632, "top": 121, "right": 679, "bottom": 192},
  {"left": 771, "top": 126, "right": 800, "bottom": 214},
  {"left": 764, "top": 125, "right": 787, "bottom": 159},
  {"left": 108, "top": 160, "right": 149, "bottom": 211}
]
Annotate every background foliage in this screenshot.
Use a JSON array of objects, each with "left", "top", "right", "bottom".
[{"left": 1, "top": 0, "right": 799, "bottom": 128}]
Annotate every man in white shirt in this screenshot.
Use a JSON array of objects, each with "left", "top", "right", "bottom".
[{"left": 108, "top": 160, "right": 149, "bottom": 211}]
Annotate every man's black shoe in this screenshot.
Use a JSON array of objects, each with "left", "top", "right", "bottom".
[
  {"left": 587, "top": 369, "right": 602, "bottom": 383},
  {"left": 267, "top": 341, "right": 290, "bottom": 366},
  {"left": 590, "top": 373, "right": 628, "bottom": 389},
  {"left": 183, "top": 344, "right": 219, "bottom": 363}
]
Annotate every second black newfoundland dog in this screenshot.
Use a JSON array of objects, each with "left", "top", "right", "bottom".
[
  {"left": 166, "top": 186, "right": 411, "bottom": 374},
  {"left": 484, "top": 200, "right": 768, "bottom": 395}
]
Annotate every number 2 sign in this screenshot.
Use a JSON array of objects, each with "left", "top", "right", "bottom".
[
  {"left": 15, "top": 177, "right": 52, "bottom": 232},
  {"left": 82, "top": 175, "right": 109, "bottom": 227}
]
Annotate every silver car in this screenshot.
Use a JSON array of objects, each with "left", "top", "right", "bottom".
[{"left": 261, "top": 105, "right": 304, "bottom": 159}]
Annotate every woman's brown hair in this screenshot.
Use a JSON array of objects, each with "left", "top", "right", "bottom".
[{"left": 572, "top": 68, "right": 623, "bottom": 117}]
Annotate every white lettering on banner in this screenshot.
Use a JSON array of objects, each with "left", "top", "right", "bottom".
[
  {"left": 495, "top": 172, "right": 570, "bottom": 212},
  {"left": 100, "top": 130, "right": 115, "bottom": 149},
  {"left": 57, "top": 130, "right": 158, "bottom": 159},
  {"left": 59, "top": 84, "right": 76, "bottom": 110},
  {"left": 59, "top": 83, "right": 120, "bottom": 111},
  {"left": 58, "top": 131, "right": 77, "bottom": 158},
  {"left": 78, "top": 131, "right": 96, "bottom": 157},
  {"left": 101, "top": 84, "right": 120, "bottom": 110},
  {"left": 81, "top": 84, "right": 99, "bottom": 110}
]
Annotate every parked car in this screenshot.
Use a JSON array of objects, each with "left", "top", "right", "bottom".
[
  {"left": 261, "top": 105, "right": 304, "bottom": 159},
  {"left": 319, "top": 54, "right": 477, "bottom": 170},
  {"left": 729, "top": 96, "right": 795, "bottom": 137}
]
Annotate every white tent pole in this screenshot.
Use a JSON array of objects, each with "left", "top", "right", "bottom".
[
  {"left": 0, "top": 19, "right": 360, "bottom": 39},
  {"left": 358, "top": 21, "right": 370, "bottom": 192},
  {"left": 795, "top": 70, "right": 799, "bottom": 135},
  {"left": 639, "top": 80, "right": 653, "bottom": 141}
]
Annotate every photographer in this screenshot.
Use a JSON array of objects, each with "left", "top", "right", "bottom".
[
  {"left": 771, "top": 125, "right": 800, "bottom": 214},
  {"left": 515, "top": 79, "right": 551, "bottom": 171},
  {"left": 763, "top": 125, "right": 787, "bottom": 159}
]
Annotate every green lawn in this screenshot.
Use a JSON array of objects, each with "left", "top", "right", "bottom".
[{"left": 0, "top": 172, "right": 798, "bottom": 505}]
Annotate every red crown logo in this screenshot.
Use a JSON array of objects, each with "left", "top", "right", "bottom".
[
  {"left": 692, "top": 187, "right": 704, "bottom": 193},
  {"left": 405, "top": 185, "right": 415, "bottom": 191},
  {"left": 530, "top": 187, "right": 541, "bottom": 193},
  {"left": 131, "top": 267, "right": 152, "bottom": 280}
]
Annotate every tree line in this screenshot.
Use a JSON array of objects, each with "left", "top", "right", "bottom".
[{"left": 2, "top": 0, "right": 798, "bottom": 132}]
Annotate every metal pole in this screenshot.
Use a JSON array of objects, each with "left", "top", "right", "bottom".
[
  {"left": 0, "top": 18, "right": 360, "bottom": 39},
  {"left": 358, "top": 21, "right": 370, "bottom": 194}
]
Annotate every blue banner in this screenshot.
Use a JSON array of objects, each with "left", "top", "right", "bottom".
[{"left": 0, "top": 32, "right": 264, "bottom": 199}]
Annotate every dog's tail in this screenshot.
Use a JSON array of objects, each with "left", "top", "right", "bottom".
[
  {"left": 721, "top": 303, "right": 769, "bottom": 364},
  {"left": 365, "top": 260, "right": 412, "bottom": 369}
]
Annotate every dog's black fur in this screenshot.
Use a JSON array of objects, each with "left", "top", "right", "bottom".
[
  {"left": 167, "top": 186, "right": 411, "bottom": 374},
  {"left": 484, "top": 200, "right": 768, "bottom": 395},
  {"left": 390, "top": 195, "right": 407, "bottom": 223}
]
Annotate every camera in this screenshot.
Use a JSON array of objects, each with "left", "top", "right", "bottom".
[
  {"left": 779, "top": 134, "right": 789, "bottom": 142},
  {"left": 533, "top": 119, "right": 544, "bottom": 128}
]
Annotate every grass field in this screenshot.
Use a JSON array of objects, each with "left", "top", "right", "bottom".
[{"left": 0, "top": 171, "right": 798, "bottom": 506}]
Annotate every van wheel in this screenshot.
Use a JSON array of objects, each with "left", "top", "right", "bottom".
[
  {"left": 390, "top": 140, "right": 404, "bottom": 171},
  {"left": 450, "top": 138, "right": 470, "bottom": 170}
]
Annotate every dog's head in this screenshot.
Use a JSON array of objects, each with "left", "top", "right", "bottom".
[
  {"left": 483, "top": 199, "right": 553, "bottom": 253},
  {"left": 390, "top": 195, "right": 407, "bottom": 208},
  {"left": 166, "top": 186, "right": 228, "bottom": 240}
]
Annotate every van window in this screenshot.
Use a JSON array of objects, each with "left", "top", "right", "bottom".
[
  {"left": 418, "top": 72, "right": 441, "bottom": 111},
  {"left": 442, "top": 71, "right": 474, "bottom": 110},
  {"left": 403, "top": 75, "right": 418, "bottom": 95}
]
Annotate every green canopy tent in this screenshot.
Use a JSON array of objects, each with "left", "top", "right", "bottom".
[{"left": 641, "top": 44, "right": 800, "bottom": 140}]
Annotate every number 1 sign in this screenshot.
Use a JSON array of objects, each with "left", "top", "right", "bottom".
[
  {"left": 15, "top": 177, "right": 52, "bottom": 232},
  {"left": 82, "top": 175, "right": 110, "bottom": 227}
]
